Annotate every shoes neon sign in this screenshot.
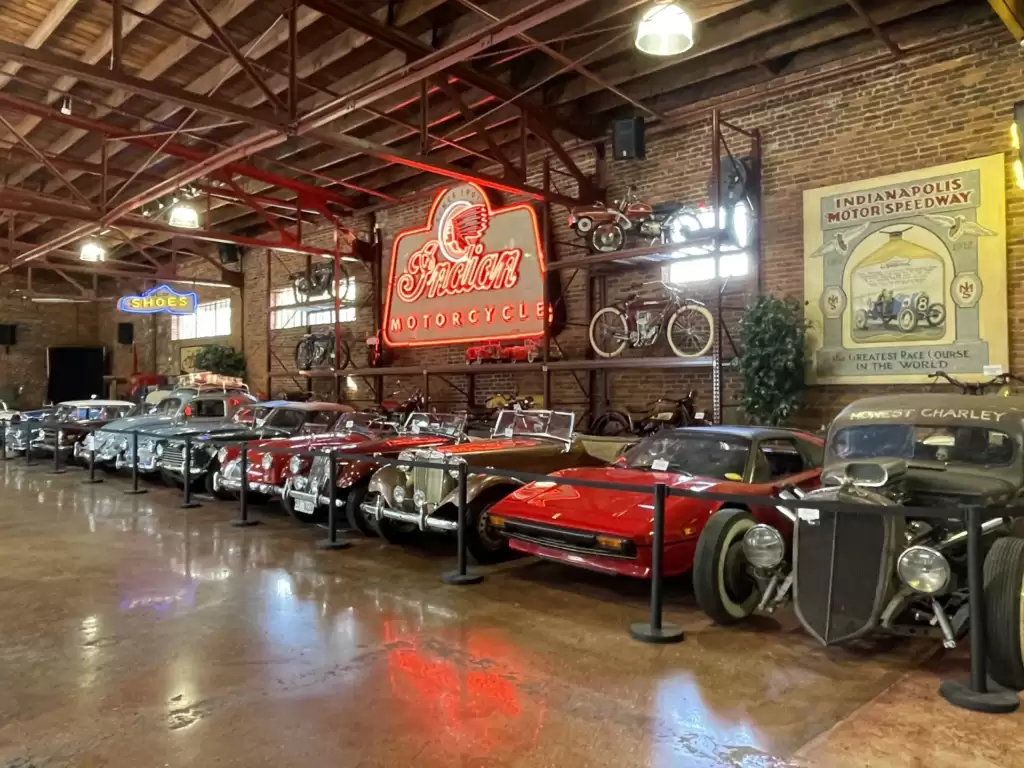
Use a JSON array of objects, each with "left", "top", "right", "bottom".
[
  {"left": 118, "top": 284, "right": 198, "bottom": 316},
  {"left": 383, "top": 183, "right": 547, "bottom": 347}
]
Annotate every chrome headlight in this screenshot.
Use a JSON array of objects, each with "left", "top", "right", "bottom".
[
  {"left": 742, "top": 524, "right": 785, "bottom": 569},
  {"left": 897, "top": 546, "right": 950, "bottom": 594},
  {"left": 156, "top": 442, "right": 164, "bottom": 457},
  {"left": 261, "top": 452, "right": 274, "bottom": 470},
  {"left": 413, "top": 489, "right": 426, "bottom": 508},
  {"left": 289, "top": 455, "right": 304, "bottom": 474},
  {"left": 84, "top": 434, "right": 95, "bottom": 449},
  {"left": 393, "top": 485, "right": 406, "bottom": 504},
  {"left": 217, "top": 447, "right": 229, "bottom": 464},
  {"left": 142, "top": 439, "right": 155, "bottom": 451}
]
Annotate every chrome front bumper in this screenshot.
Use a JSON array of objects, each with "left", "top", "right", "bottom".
[
  {"left": 361, "top": 496, "right": 458, "bottom": 533},
  {"left": 283, "top": 479, "right": 342, "bottom": 508},
  {"left": 212, "top": 459, "right": 281, "bottom": 496}
]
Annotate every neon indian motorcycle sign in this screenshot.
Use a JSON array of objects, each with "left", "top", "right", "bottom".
[{"left": 383, "top": 183, "right": 547, "bottom": 347}]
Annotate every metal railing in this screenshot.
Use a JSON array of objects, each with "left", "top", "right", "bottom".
[{"left": 2, "top": 419, "right": 1023, "bottom": 714}]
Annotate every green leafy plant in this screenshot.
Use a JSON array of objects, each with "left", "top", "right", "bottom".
[
  {"left": 193, "top": 345, "right": 246, "bottom": 378},
  {"left": 736, "top": 295, "right": 806, "bottom": 426}
]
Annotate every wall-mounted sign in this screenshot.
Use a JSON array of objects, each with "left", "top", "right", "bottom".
[
  {"left": 383, "top": 183, "right": 547, "bottom": 347},
  {"left": 178, "top": 345, "right": 205, "bottom": 374},
  {"left": 804, "top": 154, "right": 1007, "bottom": 384},
  {"left": 118, "top": 285, "right": 198, "bottom": 316}
]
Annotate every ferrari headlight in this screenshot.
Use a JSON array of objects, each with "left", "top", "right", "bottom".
[
  {"left": 217, "top": 447, "right": 229, "bottom": 464},
  {"left": 897, "top": 546, "right": 950, "bottom": 594},
  {"left": 261, "top": 453, "right": 274, "bottom": 470},
  {"left": 289, "top": 455, "right": 304, "bottom": 475},
  {"left": 742, "top": 524, "right": 785, "bottom": 569},
  {"left": 393, "top": 485, "right": 406, "bottom": 504}
]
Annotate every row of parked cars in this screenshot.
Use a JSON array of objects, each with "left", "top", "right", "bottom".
[{"left": 4, "top": 386, "right": 1024, "bottom": 691}]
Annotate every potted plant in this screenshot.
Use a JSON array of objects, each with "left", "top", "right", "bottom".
[{"left": 736, "top": 295, "right": 806, "bottom": 426}]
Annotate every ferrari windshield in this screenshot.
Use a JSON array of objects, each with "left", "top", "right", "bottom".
[
  {"left": 403, "top": 412, "right": 467, "bottom": 437},
  {"left": 830, "top": 424, "right": 1014, "bottom": 467},
  {"left": 492, "top": 410, "right": 574, "bottom": 442},
  {"left": 622, "top": 433, "right": 750, "bottom": 479}
]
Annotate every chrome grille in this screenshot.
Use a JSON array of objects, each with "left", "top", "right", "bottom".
[
  {"left": 161, "top": 443, "right": 185, "bottom": 472},
  {"left": 308, "top": 454, "right": 330, "bottom": 491},
  {"left": 411, "top": 450, "right": 456, "bottom": 505}
]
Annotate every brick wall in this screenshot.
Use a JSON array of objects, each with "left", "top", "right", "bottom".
[
  {"left": 0, "top": 275, "right": 100, "bottom": 407},
  {"left": 109, "top": 17, "right": 1024, "bottom": 428}
]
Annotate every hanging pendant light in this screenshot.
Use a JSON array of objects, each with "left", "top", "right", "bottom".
[
  {"left": 635, "top": 3, "right": 694, "bottom": 57},
  {"left": 168, "top": 201, "right": 200, "bottom": 229},
  {"left": 79, "top": 241, "right": 106, "bottom": 262}
]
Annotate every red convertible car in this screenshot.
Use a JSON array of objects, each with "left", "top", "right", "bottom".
[
  {"left": 213, "top": 411, "right": 399, "bottom": 499},
  {"left": 282, "top": 412, "right": 470, "bottom": 529},
  {"left": 487, "top": 426, "right": 822, "bottom": 580}
]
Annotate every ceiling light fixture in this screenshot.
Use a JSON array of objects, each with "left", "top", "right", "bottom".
[
  {"left": 79, "top": 241, "right": 106, "bottom": 262},
  {"left": 168, "top": 202, "right": 200, "bottom": 229},
  {"left": 635, "top": 3, "right": 694, "bottom": 57},
  {"left": 60, "top": 96, "right": 72, "bottom": 116}
]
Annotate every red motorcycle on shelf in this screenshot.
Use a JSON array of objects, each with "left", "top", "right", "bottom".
[{"left": 568, "top": 185, "right": 704, "bottom": 254}]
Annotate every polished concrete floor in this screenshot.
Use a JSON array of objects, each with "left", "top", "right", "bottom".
[{"left": 1, "top": 461, "right": 1022, "bottom": 768}]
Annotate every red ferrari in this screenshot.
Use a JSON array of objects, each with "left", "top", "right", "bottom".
[{"left": 488, "top": 426, "right": 822, "bottom": 580}]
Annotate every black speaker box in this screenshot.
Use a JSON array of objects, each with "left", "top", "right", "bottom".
[
  {"left": 218, "top": 243, "right": 244, "bottom": 265},
  {"left": 117, "top": 322, "right": 134, "bottom": 345},
  {"left": 0, "top": 324, "right": 16, "bottom": 346},
  {"left": 611, "top": 117, "right": 645, "bottom": 160}
]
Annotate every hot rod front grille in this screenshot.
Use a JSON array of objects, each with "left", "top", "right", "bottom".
[{"left": 794, "top": 510, "right": 894, "bottom": 645}]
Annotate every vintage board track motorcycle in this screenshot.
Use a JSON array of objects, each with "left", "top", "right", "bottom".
[{"left": 693, "top": 394, "right": 1024, "bottom": 691}]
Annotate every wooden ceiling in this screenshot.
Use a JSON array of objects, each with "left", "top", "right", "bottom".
[{"left": 0, "top": 0, "right": 990, "bottom": 286}]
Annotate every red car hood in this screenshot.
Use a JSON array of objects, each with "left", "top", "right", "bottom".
[
  {"left": 249, "top": 432, "right": 369, "bottom": 452},
  {"left": 495, "top": 466, "right": 745, "bottom": 542},
  {"left": 336, "top": 433, "right": 456, "bottom": 454}
]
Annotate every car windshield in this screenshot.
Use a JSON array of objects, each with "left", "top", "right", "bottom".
[
  {"left": 154, "top": 398, "right": 181, "bottom": 416},
  {"left": 56, "top": 405, "right": 134, "bottom": 422},
  {"left": 830, "top": 424, "right": 1015, "bottom": 467},
  {"left": 184, "top": 399, "right": 226, "bottom": 419},
  {"left": 263, "top": 408, "right": 305, "bottom": 431},
  {"left": 402, "top": 412, "right": 467, "bottom": 437},
  {"left": 620, "top": 433, "right": 751, "bottom": 479},
  {"left": 333, "top": 412, "right": 397, "bottom": 435},
  {"left": 305, "top": 410, "right": 345, "bottom": 433},
  {"left": 491, "top": 410, "right": 574, "bottom": 442}
]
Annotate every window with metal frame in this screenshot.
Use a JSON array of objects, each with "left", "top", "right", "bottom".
[
  {"left": 171, "top": 299, "right": 232, "bottom": 340},
  {"left": 270, "top": 279, "right": 356, "bottom": 330}
]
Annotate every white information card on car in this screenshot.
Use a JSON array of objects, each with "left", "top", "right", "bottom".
[{"left": 797, "top": 507, "right": 820, "bottom": 523}]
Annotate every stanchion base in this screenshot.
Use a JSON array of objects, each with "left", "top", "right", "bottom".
[
  {"left": 316, "top": 538, "right": 352, "bottom": 550},
  {"left": 230, "top": 518, "right": 259, "bottom": 528},
  {"left": 81, "top": 478, "right": 103, "bottom": 485},
  {"left": 49, "top": 469, "right": 66, "bottom": 475},
  {"left": 124, "top": 489, "right": 148, "bottom": 495},
  {"left": 629, "top": 621, "right": 685, "bottom": 644},
  {"left": 180, "top": 501, "right": 202, "bottom": 509},
  {"left": 939, "top": 679, "right": 1020, "bottom": 713},
  {"left": 442, "top": 571, "right": 484, "bottom": 586}
]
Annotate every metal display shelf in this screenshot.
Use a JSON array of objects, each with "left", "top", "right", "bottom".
[{"left": 549, "top": 237, "right": 719, "bottom": 273}]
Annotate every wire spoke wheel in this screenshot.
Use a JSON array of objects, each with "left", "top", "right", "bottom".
[
  {"left": 588, "top": 307, "right": 628, "bottom": 358},
  {"left": 667, "top": 304, "right": 714, "bottom": 358}
]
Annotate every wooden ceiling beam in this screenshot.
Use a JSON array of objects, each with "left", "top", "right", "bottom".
[
  {"left": 0, "top": 0, "right": 79, "bottom": 91},
  {"left": 988, "top": 0, "right": 1024, "bottom": 39}
]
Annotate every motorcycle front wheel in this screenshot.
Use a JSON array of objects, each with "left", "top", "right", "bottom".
[
  {"left": 588, "top": 222, "right": 625, "bottom": 253},
  {"left": 667, "top": 304, "right": 714, "bottom": 358},
  {"left": 590, "top": 410, "right": 631, "bottom": 436},
  {"left": 295, "top": 338, "right": 314, "bottom": 370},
  {"left": 589, "top": 307, "right": 629, "bottom": 358}
]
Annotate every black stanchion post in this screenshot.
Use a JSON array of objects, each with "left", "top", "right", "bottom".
[
  {"left": 231, "top": 443, "right": 258, "bottom": 527},
  {"left": 51, "top": 428, "right": 65, "bottom": 474},
  {"left": 1, "top": 421, "right": 7, "bottom": 463},
  {"left": 442, "top": 462, "right": 483, "bottom": 585},
  {"left": 180, "top": 435, "right": 201, "bottom": 509},
  {"left": 630, "top": 482, "right": 684, "bottom": 643},
  {"left": 24, "top": 423, "right": 32, "bottom": 466},
  {"left": 124, "top": 431, "right": 147, "bottom": 495},
  {"left": 318, "top": 450, "right": 351, "bottom": 550},
  {"left": 83, "top": 435, "right": 103, "bottom": 485},
  {"left": 939, "top": 506, "right": 1019, "bottom": 713}
]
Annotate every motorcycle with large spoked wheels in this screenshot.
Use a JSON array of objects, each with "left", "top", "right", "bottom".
[{"left": 588, "top": 281, "right": 714, "bottom": 359}]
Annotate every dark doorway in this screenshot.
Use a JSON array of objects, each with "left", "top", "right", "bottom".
[{"left": 47, "top": 347, "right": 106, "bottom": 404}]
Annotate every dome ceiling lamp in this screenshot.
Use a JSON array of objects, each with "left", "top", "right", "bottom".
[{"left": 635, "top": 3, "right": 695, "bottom": 57}]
